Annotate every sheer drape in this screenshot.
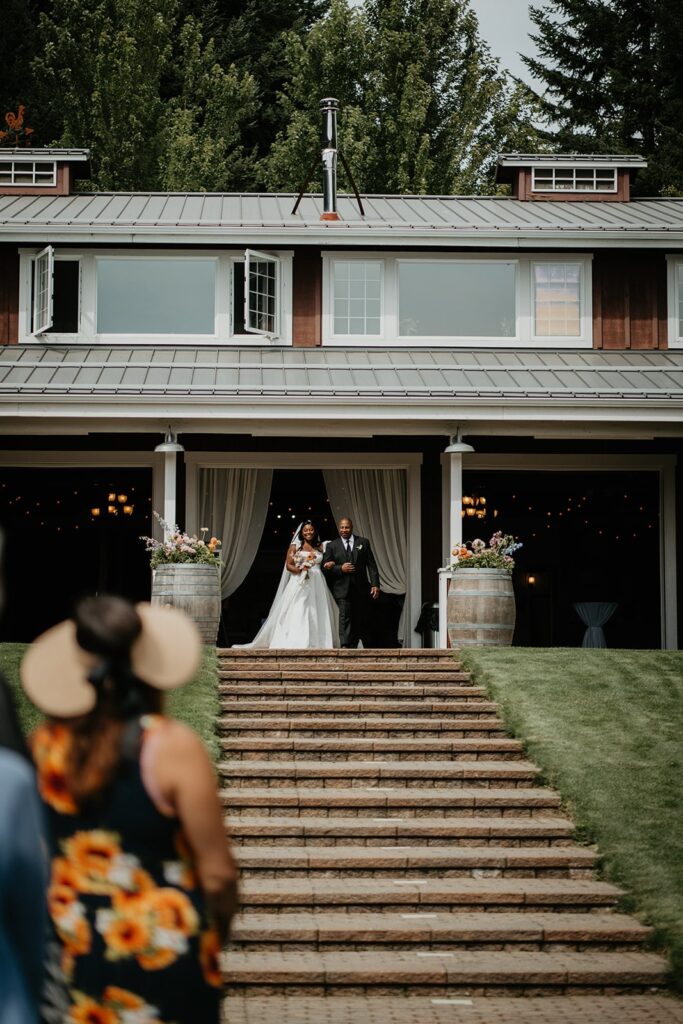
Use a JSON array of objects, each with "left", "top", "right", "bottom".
[
  {"left": 198, "top": 468, "right": 273, "bottom": 599},
  {"left": 323, "top": 468, "right": 408, "bottom": 643},
  {"left": 573, "top": 602, "right": 618, "bottom": 648}
]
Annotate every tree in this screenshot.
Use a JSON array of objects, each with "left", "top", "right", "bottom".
[
  {"left": 34, "top": 0, "right": 176, "bottom": 190},
  {"left": 265, "top": 0, "right": 540, "bottom": 195},
  {"left": 523, "top": 0, "right": 683, "bottom": 195},
  {"left": 159, "top": 18, "right": 259, "bottom": 191}
]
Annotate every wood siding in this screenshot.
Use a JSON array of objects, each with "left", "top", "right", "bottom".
[
  {"left": 0, "top": 163, "right": 73, "bottom": 197},
  {"left": 514, "top": 168, "right": 630, "bottom": 202},
  {"left": 593, "top": 252, "right": 667, "bottom": 349},
  {"left": 0, "top": 247, "right": 19, "bottom": 345},
  {"left": 292, "top": 248, "right": 322, "bottom": 347}
]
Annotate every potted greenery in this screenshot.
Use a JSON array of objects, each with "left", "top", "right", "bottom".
[
  {"left": 141, "top": 513, "right": 222, "bottom": 644},
  {"left": 447, "top": 532, "right": 522, "bottom": 648}
]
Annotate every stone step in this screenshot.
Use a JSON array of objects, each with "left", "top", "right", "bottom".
[
  {"left": 221, "top": 736, "right": 526, "bottom": 762},
  {"left": 219, "top": 670, "right": 471, "bottom": 683},
  {"left": 227, "top": 816, "right": 577, "bottom": 848},
  {"left": 219, "top": 717, "right": 508, "bottom": 738},
  {"left": 222, "top": 995, "right": 683, "bottom": 1024},
  {"left": 219, "top": 684, "right": 485, "bottom": 699},
  {"left": 219, "top": 760, "right": 540, "bottom": 789},
  {"left": 221, "top": 949, "right": 666, "bottom": 996},
  {"left": 229, "top": 911, "right": 650, "bottom": 951},
  {"left": 237, "top": 877, "right": 623, "bottom": 914},
  {"left": 221, "top": 786, "right": 561, "bottom": 818},
  {"left": 219, "top": 701, "right": 499, "bottom": 718},
  {"left": 218, "top": 649, "right": 459, "bottom": 661},
  {"left": 233, "top": 844, "right": 597, "bottom": 879}
]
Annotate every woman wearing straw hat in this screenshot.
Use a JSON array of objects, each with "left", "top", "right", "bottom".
[{"left": 21, "top": 595, "right": 239, "bottom": 1024}]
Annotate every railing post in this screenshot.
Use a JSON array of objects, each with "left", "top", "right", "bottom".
[{"left": 437, "top": 568, "right": 452, "bottom": 648}]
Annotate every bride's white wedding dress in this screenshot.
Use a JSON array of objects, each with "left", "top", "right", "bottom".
[{"left": 236, "top": 548, "right": 340, "bottom": 649}]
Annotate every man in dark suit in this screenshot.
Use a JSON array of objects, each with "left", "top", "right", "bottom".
[{"left": 323, "top": 516, "right": 380, "bottom": 648}]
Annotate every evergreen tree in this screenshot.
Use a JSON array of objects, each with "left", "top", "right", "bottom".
[
  {"left": 265, "top": 0, "right": 540, "bottom": 195},
  {"left": 34, "top": 0, "right": 176, "bottom": 189},
  {"left": 159, "top": 18, "right": 259, "bottom": 191},
  {"left": 0, "top": 0, "right": 40, "bottom": 126},
  {"left": 524, "top": 0, "right": 683, "bottom": 195}
]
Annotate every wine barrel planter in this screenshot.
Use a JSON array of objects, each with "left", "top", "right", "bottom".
[
  {"left": 151, "top": 563, "right": 221, "bottom": 645},
  {"left": 447, "top": 568, "right": 516, "bottom": 647}
]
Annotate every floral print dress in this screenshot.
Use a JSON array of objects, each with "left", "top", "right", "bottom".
[{"left": 32, "top": 717, "right": 222, "bottom": 1024}]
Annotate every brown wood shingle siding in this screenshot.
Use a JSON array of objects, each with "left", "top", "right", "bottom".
[
  {"left": 292, "top": 247, "right": 322, "bottom": 347},
  {"left": 0, "top": 247, "right": 19, "bottom": 345},
  {"left": 593, "top": 252, "right": 667, "bottom": 350}
]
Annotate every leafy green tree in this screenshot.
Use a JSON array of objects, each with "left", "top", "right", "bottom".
[
  {"left": 524, "top": 0, "right": 683, "bottom": 195},
  {"left": 159, "top": 18, "right": 259, "bottom": 191},
  {"left": 0, "top": 0, "right": 40, "bottom": 128},
  {"left": 34, "top": 0, "right": 176, "bottom": 189},
  {"left": 265, "top": 0, "right": 540, "bottom": 195}
]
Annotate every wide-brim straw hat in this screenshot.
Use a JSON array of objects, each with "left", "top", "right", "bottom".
[{"left": 21, "top": 603, "right": 202, "bottom": 717}]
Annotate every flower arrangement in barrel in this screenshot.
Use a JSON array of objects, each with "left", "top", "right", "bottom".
[
  {"left": 450, "top": 531, "right": 522, "bottom": 573},
  {"left": 141, "top": 512, "right": 221, "bottom": 568}
]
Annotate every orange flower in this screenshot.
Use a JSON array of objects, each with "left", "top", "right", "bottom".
[
  {"left": 102, "top": 987, "right": 144, "bottom": 1010},
  {"left": 52, "top": 857, "right": 83, "bottom": 891},
  {"left": 137, "top": 948, "right": 176, "bottom": 971},
  {"left": 112, "top": 869, "right": 155, "bottom": 913},
  {"left": 64, "top": 831, "right": 121, "bottom": 881},
  {"left": 61, "top": 916, "right": 91, "bottom": 957},
  {"left": 145, "top": 888, "right": 198, "bottom": 935},
  {"left": 38, "top": 761, "right": 77, "bottom": 814},
  {"left": 68, "top": 997, "right": 118, "bottom": 1024},
  {"left": 48, "top": 883, "right": 78, "bottom": 921},
  {"left": 103, "top": 917, "right": 151, "bottom": 956},
  {"left": 199, "top": 928, "right": 222, "bottom": 988}
]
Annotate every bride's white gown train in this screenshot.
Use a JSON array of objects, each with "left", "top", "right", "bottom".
[{"left": 236, "top": 550, "right": 340, "bottom": 649}]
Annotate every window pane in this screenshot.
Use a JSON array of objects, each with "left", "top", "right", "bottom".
[
  {"left": 332, "top": 261, "right": 382, "bottom": 335},
  {"left": 97, "top": 259, "right": 215, "bottom": 334},
  {"left": 534, "top": 263, "right": 582, "bottom": 337},
  {"left": 247, "top": 258, "right": 277, "bottom": 334},
  {"left": 398, "top": 262, "right": 516, "bottom": 337},
  {"left": 52, "top": 261, "right": 79, "bottom": 333}
]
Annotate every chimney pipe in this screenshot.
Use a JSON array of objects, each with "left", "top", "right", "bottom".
[{"left": 320, "top": 98, "right": 341, "bottom": 222}]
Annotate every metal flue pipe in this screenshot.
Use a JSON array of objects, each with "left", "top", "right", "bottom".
[{"left": 320, "top": 97, "right": 341, "bottom": 222}]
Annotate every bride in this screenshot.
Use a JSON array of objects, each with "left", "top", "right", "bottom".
[{"left": 235, "top": 521, "right": 340, "bottom": 649}]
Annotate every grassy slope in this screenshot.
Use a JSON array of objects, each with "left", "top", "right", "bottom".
[
  {"left": 460, "top": 647, "right": 683, "bottom": 988},
  {"left": 0, "top": 643, "right": 220, "bottom": 761}
]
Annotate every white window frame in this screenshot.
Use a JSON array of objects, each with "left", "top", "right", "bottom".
[
  {"left": 0, "top": 160, "right": 57, "bottom": 187},
  {"left": 33, "top": 246, "right": 54, "bottom": 335},
  {"left": 19, "top": 248, "right": 293, "bottom": 346},
  {"left": 665, "top": 256, "right": 683, "bottom": 348},
  {"left": 322, "top": 252, "right": 592, "bottom": 348},
  {"left": 244, "top": 248, "right": 280, "bottom": 338},
  {"left": 531, "top": 166, "right": 618, "bottom": 193}
]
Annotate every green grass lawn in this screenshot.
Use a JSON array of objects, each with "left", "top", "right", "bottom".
[
  {"left": 0, "top": 643, "right": 220, "bottom": 761},
  {"left": 460, "top": 647, "right": 683, "bottom": 989}
]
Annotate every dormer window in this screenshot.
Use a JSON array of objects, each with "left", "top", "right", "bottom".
[
  {"left": 0, "top": 160, "right": 56, "bottom": 186},
  {"left": 531, "top": 166, "right": 617, "bottom": 194}
]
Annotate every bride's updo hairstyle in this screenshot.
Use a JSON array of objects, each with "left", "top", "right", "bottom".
[
  {"left": 67, "top": 595, "right": 162, "bottom": 807},
  {"left": 299, "top": 520, "right": 321, "bottom": 548}
]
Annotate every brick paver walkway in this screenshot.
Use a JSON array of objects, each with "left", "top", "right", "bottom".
[{"left": 218, "top": 649, "right": 676, "bottom": 1019}]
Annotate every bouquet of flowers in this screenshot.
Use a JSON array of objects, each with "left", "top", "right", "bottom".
[
  {"left": 141, "top": 512, "right": 221, "bottom": 569},
  {"left": 449, "top": 531, "right": 522, "bottom": 574},
  {"left": 293, "top": 549, "right": 317, "bottom": 585}
]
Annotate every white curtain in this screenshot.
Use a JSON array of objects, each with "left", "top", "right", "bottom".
[
  {"left": 323, "top": 468, "right": 408, "bottom": 644},
  {"left": 198, "top": 468, "right": 273, "bottom": 599}
]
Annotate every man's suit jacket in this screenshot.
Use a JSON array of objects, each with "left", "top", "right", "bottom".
[{"left": 323, "top": 535, "right": 380, "bottom": 599}]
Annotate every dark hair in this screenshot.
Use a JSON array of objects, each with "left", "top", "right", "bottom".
[
  {"left": 65, "top": 595, "right": 162, "bottom": 807},
  {"left": 300, "top": 520, "right": 321, "bottom": 548}
]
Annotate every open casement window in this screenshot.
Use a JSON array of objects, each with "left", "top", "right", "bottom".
[
  {"left": 244, "top": 249, "right": 280, "bottom": 337},
  {"left": 33, "top": 245, "right": 54, "bottom": 335}
]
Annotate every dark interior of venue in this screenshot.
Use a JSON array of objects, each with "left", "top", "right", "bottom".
[
  {"left": 0, "top": 468, "right": 152, "bottom": 642},
  {"left": 461, "top": 470, "right": 661, "bottom": 649}
]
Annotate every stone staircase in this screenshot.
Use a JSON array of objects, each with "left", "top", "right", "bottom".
[{"left": 217, "top": 649, "right": 677, "bottom": 1024}]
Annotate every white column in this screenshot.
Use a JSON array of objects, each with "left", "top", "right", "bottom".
[
  {"left": 163, "top": 452, "right": 177, "bottom": 538},
  {"left": 449, "top": 450, "right": 464, "bottom": 555},
  {"left": 438, "top": 448, "right": 466, "bottom": 648}
]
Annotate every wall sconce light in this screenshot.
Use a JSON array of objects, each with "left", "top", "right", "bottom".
[{"left": 527, "top": 574, "right": 536, "bottom": 587}]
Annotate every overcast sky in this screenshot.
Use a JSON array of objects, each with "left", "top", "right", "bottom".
[{"left": 470, "top": 0, "right": 541, "bottom": 84}]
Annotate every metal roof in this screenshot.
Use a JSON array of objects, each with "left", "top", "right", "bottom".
[
  {"left": 0, "top": 346, "right": 681, "bottom": 406},
  {"left": 1, "top": 191, "right": 682, "bottom": 246},
  {"left": 0, "top": 148, "right": 90, "bottom": 161},
  {"left": 498, "top": 153, "right": 647, "bottom": 168}
]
